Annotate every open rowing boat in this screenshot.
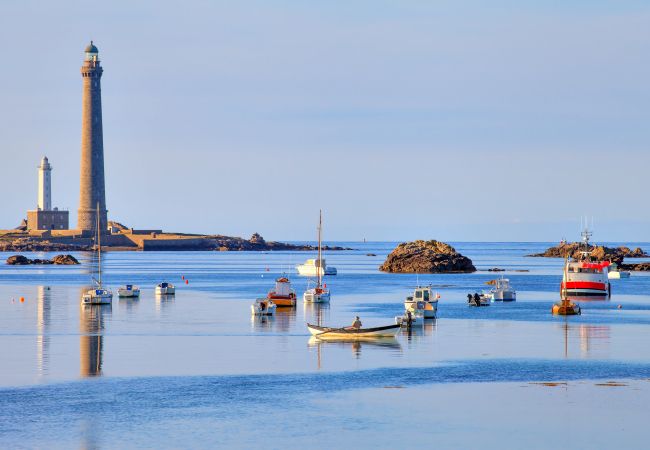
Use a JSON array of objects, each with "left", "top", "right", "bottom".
[{"left": 307, "top": 323, "right": 400, "bottom": 339}]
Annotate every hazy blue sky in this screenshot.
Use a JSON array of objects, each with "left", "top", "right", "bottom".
[{"left": 1, "top": 1, "right": 648, "bottom": 241}]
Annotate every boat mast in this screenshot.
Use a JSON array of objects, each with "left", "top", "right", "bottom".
[
  {"left": 96, "top": 202, "right": 101, "bottom": 287},
  {"left": 317, "top": 209, "right": 322, "bottom": 288}
]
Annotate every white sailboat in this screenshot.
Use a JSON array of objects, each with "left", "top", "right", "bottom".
[
  {"left": 81, "top": 205, "right": 113, "bottom": 305},
  {"left": 303, "top": 210, "right": 331, "bottom": 303}
]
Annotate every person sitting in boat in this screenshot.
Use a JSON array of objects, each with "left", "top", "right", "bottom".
[
  {"left": 350, "top": 316, "right": 362, "bottom": 329},
  {"left": 473, "top": 293, "right": 481, "bottom": 306},
  {"left": 467, "top": 293, "right": 473, "bottom": 304}
]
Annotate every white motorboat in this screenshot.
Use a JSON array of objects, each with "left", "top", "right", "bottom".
[
  {"left": 607, "top": 263, "right": 630, "bottom": 279},
  {"left": 118, "top": 284, "right": 140, "bottom": 298},
  {"left": 395, "top": 309, "right": 424, "bottom": 327},
  {"left": 81, "top": 204, "right": 113, "bottom": 306},
  {"left": 490, "top": 278, "right": 516, "bottom": 301},
  {"left": 251, "top": 298, "right": 277, "bottom": 316},
  {"left": 404, "top": 286, "right": 438, "bottom": 318},
  {"left": 468, "top": 293, "right": 490, "bottom": 307},
  {"left": 296, "top": 258, "right": 337, "bottom": 277},
  {"left": 303, "top": 210, "right": 331, "bottom": 303},
  {"left": 155, "top": 282, "right": 175, "bottom": 295}
]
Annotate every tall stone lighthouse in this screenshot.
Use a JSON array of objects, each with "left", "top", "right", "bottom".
[{"left": 77, "top": 41, "right": 108, "bottom": 233}]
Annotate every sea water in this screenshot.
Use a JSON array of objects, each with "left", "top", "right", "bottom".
[{"left": 1, "top": 242, "right": 649, "bottom": 449}]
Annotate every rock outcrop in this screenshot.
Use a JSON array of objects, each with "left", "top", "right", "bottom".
[
  {"left": 619, "top": 263, "right": 650, "bottom": 272},
  {"left": 6, "top": 254, "right": 80, "bottom": 265},
  {"left": 379, "top": 240, "right": 476, "bottom": 273},
  {"left": 528, "top": 243, "right": 648, "bottom": 265}
]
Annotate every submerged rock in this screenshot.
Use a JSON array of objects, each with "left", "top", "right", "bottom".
[
  {"left": 6, "top": 255, "right": 31, "bottom": 265},
  {"left": 379, "top": 240, "right": 476, "bottom": 273},
  {"left": 6, "top": 254, "right": 80, "bottom": 265}
]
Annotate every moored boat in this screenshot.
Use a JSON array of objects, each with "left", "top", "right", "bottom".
[
  {"left": 467, "top": 293, "right": 490, "bottom": 307},
  {"left": 296, "top": 258, "right": 337, "bottom": 277},
  {"left": 82, "top": 288, "right": 113, "bottom": 305},
  {"left": 404, "top": 286, "right": 438, "bottom": 318},
  {"left": 607, "top": 263, "right": 630, "bottom": 279},
  {"left": 118, "top": 284, "right": 140, "bottom": 298},
  {"left": 251, "top": 298, "right": 277, "bottom": 316},
  {"left": 552, "top": 300, "right": 581, "bottom": 315},
  {"left": 490, "top": 278, "right": 516, "bottom": 301},
  {"left": 267, "top": 276, "right": 296, "bottom": 307},
  {"left": 307, "top": 323, "right": 401, "bottom": 339},
  {"left": 561, "top": 228, "right": 611, "bottom": 298},
  {"left": 81, "top": 204, "right": 113, "bottom": 306},
  {"left": 155, "top": 282, "right": 175, "bottom": 295},
  {"left": 303, "top": 210, "right": 331, "bottom": 303}
]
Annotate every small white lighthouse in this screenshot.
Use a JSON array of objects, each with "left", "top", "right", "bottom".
[
  {"left": 38, "top": 156, "right": 52, "bottom": 211},
  {"left": 27, "top": 156, "right": 68, "bottom": 231}
]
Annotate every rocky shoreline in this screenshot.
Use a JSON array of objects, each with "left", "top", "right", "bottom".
[
  {"left": 528, "top": 242, "right": 648, "bottom": 265},
  {"left": 380, "top": 240, "right": 476, "bottom": 273},
  {"left": 0, "top": 232, "right": 351, "bottom": 252}
]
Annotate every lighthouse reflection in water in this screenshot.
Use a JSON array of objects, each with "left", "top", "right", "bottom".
[{"left": 80, "top": 296, "right": 110, "bottom": 378}]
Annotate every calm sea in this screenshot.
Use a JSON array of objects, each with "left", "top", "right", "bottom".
[{"left": 1, "top": 242, "right": 649, "bottom": 449}]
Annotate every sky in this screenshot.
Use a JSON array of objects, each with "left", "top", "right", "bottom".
[{"left": 0, "top": 0, "right": 649, "bottom": 242}]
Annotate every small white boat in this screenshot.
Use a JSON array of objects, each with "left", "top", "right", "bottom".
[
  {"left": 607, "top": 263, "right": 630, "bottom": 279},
  {"left": 251, "top": 298, "right": 277, "bottom": 316},
  {"left": 307, "top": 323, "right": 400, "bottom": 340},
  {"left": 490, "top": 278, "right": 516, "bottom": 301},
  {"left": 303, "top": 210, "right": 331, "bottom": 303},
  {"left": 404, "top": 286, "right": 438, "bottom": 318},
  {"left": 467, "top": 293, "right": 490, "bottom": 307},
  {"left": 118, "top": 284, "right": 140, "bottom": 298},
  {"left": 81, "top": 287, "right": 113, "bottom": 305},
  {"left": 395, "top": 309, "right": 424, "bottom": 327},
  {"left": 155, "top": 282, "right": 175, "bottom": 295},
  {"left": 81, "top": 204, "right": 112, "bottom": 306},
  {"left": 296, "top": 258, "right": 337, "bottom": 277}
]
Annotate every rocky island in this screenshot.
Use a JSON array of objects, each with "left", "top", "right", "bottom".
[
  {"left": 380, "top": 240, "right": 476, "bottom": 273},
  {"left": 528, "top": 242, "right": 648, "bottom": 265}
]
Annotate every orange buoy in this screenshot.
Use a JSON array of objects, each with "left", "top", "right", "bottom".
[
  {"left": 20, "top": 297, "right": 25, "bottom": 302},
  {"left": 182, "top": 275, "right": 185, "bottom": 280},
  {"left": 185, "top": 279, "right": 189, "bottom": 284}
]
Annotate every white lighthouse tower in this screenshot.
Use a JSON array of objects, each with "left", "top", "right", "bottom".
[
  {"left": 27, "top": 156, "right": 69, "bottom": 231},
  {"left": 38, "top": 156, "right": 52, "bottom": 211}
]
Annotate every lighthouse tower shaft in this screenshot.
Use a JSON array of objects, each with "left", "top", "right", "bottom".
[
  {"left": 77, "top": 42, "right": 108, "bottom": 233},
  {"left": 38, "top": 157, "right": 52, "bottom": 211}
]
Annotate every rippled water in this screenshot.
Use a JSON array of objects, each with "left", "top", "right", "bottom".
[{"left": 1, "top": 242, "right": 649, "bottom": 448}]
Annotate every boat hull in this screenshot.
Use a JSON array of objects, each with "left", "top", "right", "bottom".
[
  {"left": 269, "top": 296, "right": 296, "bottom": 307},
  {"left": 552, "top": 302, "right": 581, "bottom": 315},
  {"left": 303, "top": 290, "right": 330, "bottom": 303},
  {"left": 251, "top": 299, "right": 277, "bottom": 316},
  {"left": 296, "top": 266, "right": 337, "bottom": 277},
  {"left": 155, "top": 287, "right": 175, "bottom": 295},
  {"left": 491, "top": 290, "right": 516, "bottom": 301},
  {"left": 307, "top": 323, "right": 400, "bottom": 339},
  {"left": 608, "top": 271, "right": 630, "bottom": 279},
  {"left": 404, "top": 300, "right": 437, "bottom": 318},
  {"left": 118, "top": 289, "right": 140, "bottom": 298},
  {"left": 81, "top": 294, "right": 113, "bottom": 305}
]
